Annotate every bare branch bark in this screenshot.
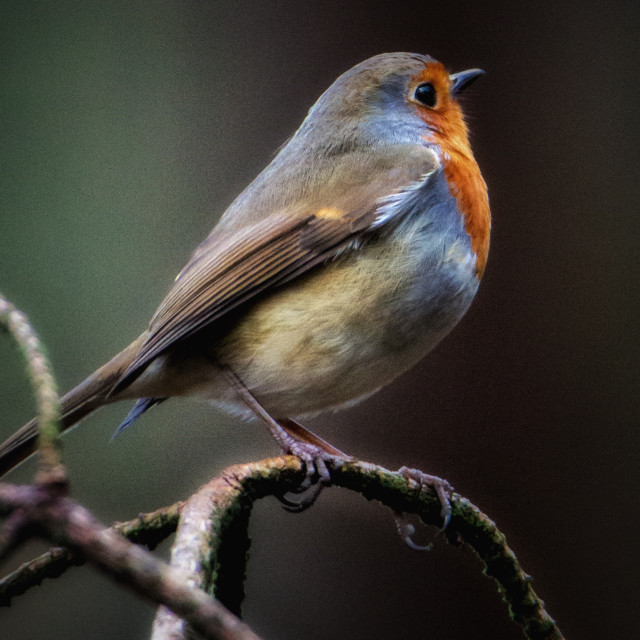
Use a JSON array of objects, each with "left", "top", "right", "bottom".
[
  {"left": 0, "top": 501, "right": 184, "bottom": 604},
  {"left": 0, "top": 294, "right": 262, "bottom": 640},
  {"left": 0, "top": 483, "right": 262, "bottom": 640},
  {"left": 151, "top": 465, "right": 255, "bottom": 639},
  {"left": 0, "top": 293, "right": 564, "bottom": 640}
]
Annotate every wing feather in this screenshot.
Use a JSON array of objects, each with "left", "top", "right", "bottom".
[{"left": 112, "top": 146, "right": 440, "bottom": 393}]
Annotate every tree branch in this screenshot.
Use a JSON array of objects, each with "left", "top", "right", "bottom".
[
  {"left": 149, "top": 456, "right": 564, "bottom": 640},
  {"left": 0, "top": 483, "right": 262, "bottom": 640},
  {"left": 0, "top": 294, "right": 262, "bottom": 640},
  {"left": 0, "top": 293, "right": 564, "bottom": 640},
  {"left": 0, "top": 293, "right": 63, "bottom": 480},
  {"left": 0, "top": 500, "right": 184, "bottom": 604},
  {"left": 0, "top": 455, "right": 565, "bottom": 640}
]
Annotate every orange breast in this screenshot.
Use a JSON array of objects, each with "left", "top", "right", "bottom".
[{"left": 441, "top": 148, "right": 491, "bottom": 278}]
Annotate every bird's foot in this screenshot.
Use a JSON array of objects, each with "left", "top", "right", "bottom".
[
  {"left": 276, "top": 439, "right": 344, "bottom": 513},
  {"left": 221, "top": 366, "right": 349, "bottom": 511},
  {"left": 393, "top": 466, "right": 454, "bottom": 551}
]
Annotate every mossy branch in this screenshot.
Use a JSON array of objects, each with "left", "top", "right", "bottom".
[
  {"left": 0, "top": 294, "right": 261, "bottom": 640},
  {"left": 0, "top": 293, "right": 63, "bottom": 480},
  {"left": 0, "top": 293, "right": 565, "bottom": 640},
  {"left": 150, "top": 457, "right": 565, "bottom": 640},
  {"left": 0, "top": 456, "right": 565, "bottom": 639}
]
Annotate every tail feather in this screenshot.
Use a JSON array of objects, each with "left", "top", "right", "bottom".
[
  {"left": 111, "top": 397, "right": 166, "bottom": 440},
  {"left": 0, "top": 336, "right": 144, "bottom": 477}
]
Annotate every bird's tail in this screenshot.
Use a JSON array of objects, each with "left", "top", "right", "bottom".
[{"left": 0, "top": 335, "right": 144, "bottom": 477}]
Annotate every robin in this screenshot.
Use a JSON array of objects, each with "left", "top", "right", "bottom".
[{"left": 0, "top": 53, "right": 490, "bottom": 513}]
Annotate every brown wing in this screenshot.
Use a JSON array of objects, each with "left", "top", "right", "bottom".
[{"left": 112, "top": 146, "right": 439, "bottom": 393}]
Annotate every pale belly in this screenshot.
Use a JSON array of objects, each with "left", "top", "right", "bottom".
[{"left": 141, "top": 228, "right": 480, "bottom": 419}]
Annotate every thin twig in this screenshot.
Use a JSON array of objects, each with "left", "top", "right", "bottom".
[
  {"left": 333, "top": 460, "right": 564, "bottom": 640},
  {"left": 0, "top": 500, "right": 184, "bottom": 605},
  {"left": 0, "top": 546, "right": 81, "bottom": 603},
  {"left": 0, "top": 293, "right": 63, "bottom": 479}
]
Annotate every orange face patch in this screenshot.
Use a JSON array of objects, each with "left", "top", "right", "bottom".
[
  {"left": 410, "top": 62, "right": 452, "bottom": 101},
  {"left": 409, "top": 62, "right": 491, "bottom": 277}
]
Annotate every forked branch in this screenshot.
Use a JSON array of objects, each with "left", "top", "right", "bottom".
[{"left": 0, "top": 293, "right": 565, "bottom": 640}]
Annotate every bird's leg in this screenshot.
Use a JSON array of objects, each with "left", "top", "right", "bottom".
[
  {"left": 221, "top": 366, "right": 348, "bottom": 512},
  {"left": 393, "top": 467, "right": 454, "bottom": 551},
  {"left": 277, "top": 418, "right": 348, "bottom": 458}
]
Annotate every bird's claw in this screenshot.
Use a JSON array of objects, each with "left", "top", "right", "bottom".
[
  {"left": 393, "top": 466, "right": 454, "bottom": 550},
  {"left": 276, "top": 443, "right": 337, "bottom": 513},
  {"left": 277, "top": 482, "right": 324, "bottom": 513},
  {"left": 393, "top": 513, "right": 433, "bottom": 551},
  {"left": 399, "top": 466, "right": 453, "bottom": 529}
]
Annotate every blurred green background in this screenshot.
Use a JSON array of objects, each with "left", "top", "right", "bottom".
[{"left": 1, "top": 1, "right": 638, "bottom": 638}]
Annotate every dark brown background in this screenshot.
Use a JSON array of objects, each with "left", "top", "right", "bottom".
[{"left": 1, "top": 1, "right": 638, "bottom": 638}]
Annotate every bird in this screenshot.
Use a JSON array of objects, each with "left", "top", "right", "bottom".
[{"left": 0, "top": 53, "right": 490, "bottom": 505}]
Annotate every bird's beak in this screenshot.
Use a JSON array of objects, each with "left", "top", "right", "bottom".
[{"left": 449, "top": 68, "right": 485, "bottom": 96}]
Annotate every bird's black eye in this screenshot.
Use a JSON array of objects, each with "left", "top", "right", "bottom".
[{"left": 414, "top": 82, "right": 437, "bottom": 108}]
